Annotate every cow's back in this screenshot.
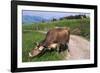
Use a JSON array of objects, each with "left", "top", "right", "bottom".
[{"left": 46, "top": 27, "right": 70, "bottom": 44}]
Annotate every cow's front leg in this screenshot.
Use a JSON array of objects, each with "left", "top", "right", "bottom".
[{"left": 56, "top": 44, "right": 60, "bottom": 53}]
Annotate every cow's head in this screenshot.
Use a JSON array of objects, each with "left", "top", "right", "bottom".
[{"left": 29, "top": 42, "right": 44, "bottom": 57}]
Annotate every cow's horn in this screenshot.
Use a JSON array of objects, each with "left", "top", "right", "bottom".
[{"left": 29, "top": 52, "right": 33, "bottom": 57}]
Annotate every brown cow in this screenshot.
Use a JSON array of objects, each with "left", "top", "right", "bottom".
[{"left": 29, "top": 27, "right": 70, "bottom": 57}]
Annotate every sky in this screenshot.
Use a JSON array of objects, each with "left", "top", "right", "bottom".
[{"left": 22, "top": 10, "right": 90, "bottom": 19}]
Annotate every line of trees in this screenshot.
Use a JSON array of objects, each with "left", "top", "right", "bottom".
[{"left": 51, "top": 15, "right": 87, "bottom": 21}]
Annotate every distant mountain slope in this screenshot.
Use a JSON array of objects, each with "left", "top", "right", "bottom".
[{"left": 22, "top": 15, "right": 50, "bottom": 24}]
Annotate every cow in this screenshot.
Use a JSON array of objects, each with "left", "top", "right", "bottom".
[{"left": 29, "top": 27, "right": 70, "bottom": 57}]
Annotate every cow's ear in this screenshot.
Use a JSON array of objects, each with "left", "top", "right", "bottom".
[
  {"left": 36, "top": 42, "right": 39, "bottom": 46},
  {"left": 34, "top": 42, "right": 39, "bottom": 46}
]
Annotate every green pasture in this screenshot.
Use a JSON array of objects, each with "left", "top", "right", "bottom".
[
  {"left": 22, "top": 18, "right": 90, "bottom": 62},
  {"left": 22, "top": 31, "right": 65, "bottom": 62}
]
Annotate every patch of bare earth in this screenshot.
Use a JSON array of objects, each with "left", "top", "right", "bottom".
[{"left": 66, "top": 35, "right": 90, "bottom": 60}]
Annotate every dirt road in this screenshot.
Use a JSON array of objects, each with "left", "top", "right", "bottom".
[
  {"left": 67, "top": 35, "right": 90, "bottom": 60},
  {"left": 37, "top": 31, "right": 90, "bottom": 60}
]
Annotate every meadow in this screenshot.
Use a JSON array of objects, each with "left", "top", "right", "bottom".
[{"left": 22, "top": 18, "right": 90, "bottom": 62}]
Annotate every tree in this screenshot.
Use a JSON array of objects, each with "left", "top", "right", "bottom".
[{"left": 52, "top": 18, "right": 57, "bottom": 21}]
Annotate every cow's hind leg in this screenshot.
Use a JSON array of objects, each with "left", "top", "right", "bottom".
[
  {"left": 58, "top": 43, "right": 65, "bottom": 53},
  {"left": 66, "top": 43, "right": 70, "bottom": 52}
]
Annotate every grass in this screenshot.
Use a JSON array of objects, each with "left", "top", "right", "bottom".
[
  {"left": 22, "top": 31, "right": 65, "bottom": 62},
  {"left": 23, "top": 18, "right": 90, "bottom": 39},
  {"left": 22, "top": 18, "right": 90, "bottom": 62}
]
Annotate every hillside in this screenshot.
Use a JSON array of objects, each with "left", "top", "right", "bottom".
[
  {"left": 22, "top": 15, "right": 50, "bottom": 24},
  {"left": 23, "top": 18, "right": 90, "bottom": 40}
]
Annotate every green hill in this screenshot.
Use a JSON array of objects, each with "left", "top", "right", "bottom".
[
  {"left": 22, "top": 18, "right": 90, "bottom": 62},
  {"left": 23, "top": 18, "right": 90, "bottom": 40}
]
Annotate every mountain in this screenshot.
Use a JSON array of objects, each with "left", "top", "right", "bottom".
[{"left": 22, "top": 15, "right": 50, "bottom": 24}]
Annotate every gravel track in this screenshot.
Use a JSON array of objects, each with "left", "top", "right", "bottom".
[{"left": 67, "top": 35, "right": 90, "bottom": 60}]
